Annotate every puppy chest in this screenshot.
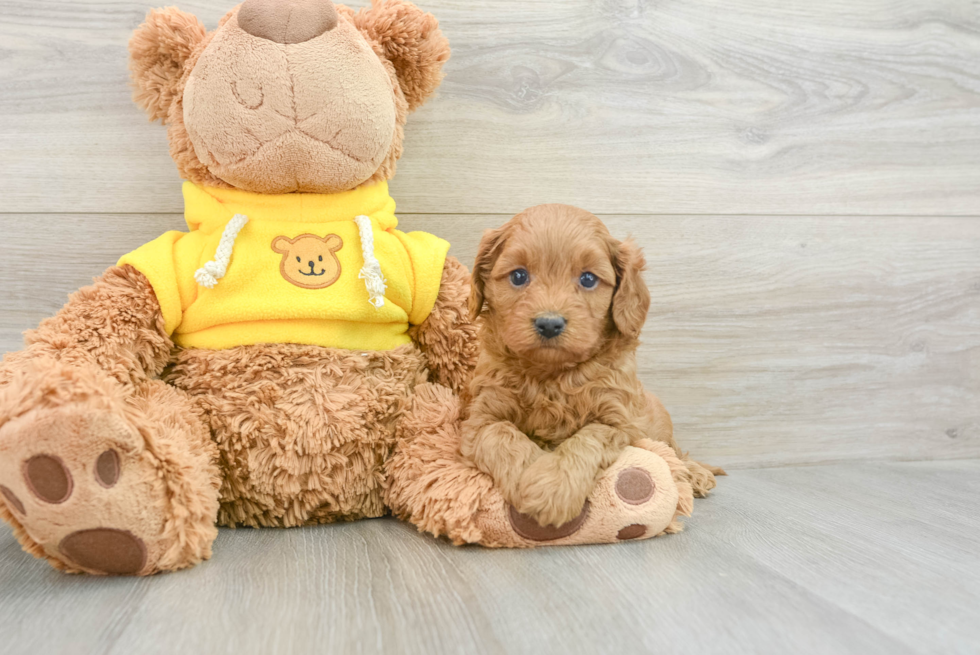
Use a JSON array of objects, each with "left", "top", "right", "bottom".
[{"left": 516, "top": 388, "right": 595, "bottom": 448}]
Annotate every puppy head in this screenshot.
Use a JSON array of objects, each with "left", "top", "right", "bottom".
[{"left": 470, "top": 204, "right": 650, "bottom": 366}]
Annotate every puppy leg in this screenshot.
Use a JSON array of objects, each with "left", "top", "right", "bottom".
[
  {"left": 516, "top": 423, "right": 631, "bottom": 527},
  {"left": 686, "top": 460, "right": 728, "bottom": 497},
  {"left": 460, "top": 419, "right": 545, "bottom": 508}
]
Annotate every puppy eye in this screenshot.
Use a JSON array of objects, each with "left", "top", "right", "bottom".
[
  {"left": 296, "top": 256, "right": 301, "bottom": 263},
  {"left": 579, "top": 272, "right": 599, "bottom": 289},
  {"left": 509, "top": 269, "right": 529, "bottom": 287}
]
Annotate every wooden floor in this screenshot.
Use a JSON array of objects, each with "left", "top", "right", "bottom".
[
  {"left": 1, "top": 459, "right": 977, "bottom": 655},
  {"left": 1, "top": 0, "right": 979, "bottom": 653}
]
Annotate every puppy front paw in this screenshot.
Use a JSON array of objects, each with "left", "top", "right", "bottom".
[
  {"left": 514, "top": 454, "right": 592, "bottom": 527},
  {"left": 494, "top": 475, "right": 525, "bottom": 512}
]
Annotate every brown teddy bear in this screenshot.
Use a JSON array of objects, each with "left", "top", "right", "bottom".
[{"left": 0, "top": 0, "right": 696, "bottom": 575}]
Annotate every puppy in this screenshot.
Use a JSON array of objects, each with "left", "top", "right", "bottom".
[{"left": 461, "top": 204, "right": 723, "bottom": 527}]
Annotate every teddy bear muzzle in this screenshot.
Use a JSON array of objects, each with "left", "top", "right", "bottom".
[{"left": 238, "top": 0, "right": 338, "bottom": 44}]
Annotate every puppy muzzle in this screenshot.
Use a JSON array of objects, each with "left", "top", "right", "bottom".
[{"left": 534, "top": 314, "right": 567, "bottom": 340}]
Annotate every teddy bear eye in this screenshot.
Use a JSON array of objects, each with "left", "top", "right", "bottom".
[
  {"left": 319, "top": 255, "right": 323, "bottom": 262},
  {"left": 296, "top": 256, "right": 301, "bottom": 262},
  {"left": 231, "top": 81, "right": 264, "bottom": 110}
]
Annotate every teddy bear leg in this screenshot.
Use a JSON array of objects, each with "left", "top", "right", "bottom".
[
  {"left": 0, "top": 361, "right": 220, "bottom": 575},
  {"left": 386, "top": 382, "right": 695, "bottom": 547},
  {"left": 473, "top": 440, "right": 694, "bottom": 547},
  {"left": 385, "top": 381, "right": 494, "bottom": 544}
]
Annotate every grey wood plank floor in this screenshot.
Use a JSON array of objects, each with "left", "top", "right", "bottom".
[
  {"left": 1, "top": 460, "right": 977, "bottom": 655},
  {"left": 2, "top": 0, "right": 980, "bottom": 215}
]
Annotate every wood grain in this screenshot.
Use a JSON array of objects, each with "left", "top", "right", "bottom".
[
  {"left": 1, "top": 460, "right": 978, "bottom": 655},
  {"left": 1, "top": 0, "right": 979, "bottom": 215},
  {"left": 1, "top": 1, "right": 979, "bottom": 651},
  {"left": 2, "top": 212, "right": 977, "bottom": 468}
]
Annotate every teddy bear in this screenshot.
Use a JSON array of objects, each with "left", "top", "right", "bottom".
[{"left": 0, "top": 0, "right": 696, "bottom": 575}]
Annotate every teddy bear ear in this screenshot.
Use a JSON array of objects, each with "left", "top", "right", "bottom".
[
  {"left": 128, "top": 7, "right": 207, "bottom": 122},
  {"left": 271, "top": 236, "right": 293, "bottom": 254},
  {"left": 353, "top": 0, "right": 450, "bottom": 112}
]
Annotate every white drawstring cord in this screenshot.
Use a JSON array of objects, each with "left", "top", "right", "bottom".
[
  {"left": 194, "top": 214, "right": 249, "bottom": 289},
  {"left": 354, "top": 215, "right": 386, "bottom": 308}
]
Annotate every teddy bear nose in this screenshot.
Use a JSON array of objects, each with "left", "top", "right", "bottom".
[{"left": 238, "top": 0, "right": 338, "bottom": 44}]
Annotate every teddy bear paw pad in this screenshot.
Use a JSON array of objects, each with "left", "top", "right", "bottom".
[
  {"left": 0, "top": 406, "right": 165, "bottom": 575},
  {"left": 60, "top": 528, "right": 147, "bottom": 575},
  {"left": 23, "top": 454, "right": 73, "bottom": 504},
  {"left": 616, "top": 524, "right": 648, "bottom": 540},
  {"left": 584, "top": 449, "right": 681, "bottom": 544},
  {"left": 615, "top": 467, "right": 655, "bottom": 505},
  {"left": 507, "top": 501, "right": 591, "bottom": 542}
]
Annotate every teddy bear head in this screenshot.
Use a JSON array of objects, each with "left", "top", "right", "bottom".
[{"left": 129, "top": 0, "right": 449, "bottom": 194}]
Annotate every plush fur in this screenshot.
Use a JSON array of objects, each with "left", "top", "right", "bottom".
[
  {"left": 461, "top": 205, "right": 724, "bottom": 527},
  {"left": 128, "top": 0, "right": 447, "bottom": 193},
  {"left": 0, "top": 358, "right": 220, "bottom": 575},
  {"left": 0, "top": 0, "right": 471, "bottom": 575}
]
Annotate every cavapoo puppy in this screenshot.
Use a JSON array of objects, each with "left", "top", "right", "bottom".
[{"left": 461, "top": 204, "right": 723, "bottom": 527}]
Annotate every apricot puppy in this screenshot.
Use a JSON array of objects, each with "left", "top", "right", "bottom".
[{"left": 461, "top": 204, "right": 723, "bottom": 527}]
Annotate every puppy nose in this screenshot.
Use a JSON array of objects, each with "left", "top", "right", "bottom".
[
  {"left": 534, "top": 315, "right": 567, "bottom": 340},
  {"left": 238, "top": 0, "right": 338, "bottom": 44}
]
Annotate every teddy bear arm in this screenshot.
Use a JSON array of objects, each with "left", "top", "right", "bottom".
[
  {"left": 407, "top": 256, "right": 478, "bottom": 398},
  {"left": 2, "top": 265, "right": 172, "bottom": 389}
]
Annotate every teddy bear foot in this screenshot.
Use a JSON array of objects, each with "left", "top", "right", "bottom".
[
  {"left": 386, "top": 386, "right": 695, "bottom": 548},
  {"left": 0, "top": 364, "right": 219, "bottom": 575},
  {"left": 473, "top": 440, "right": 695, "bottom": 548},
  {"left": 0, "top": 404, "right": 161, "bottom": 574}
]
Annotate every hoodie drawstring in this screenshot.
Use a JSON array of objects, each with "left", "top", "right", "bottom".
[{"left": 194, "top": 214, "right": 249, "bottom": 289}]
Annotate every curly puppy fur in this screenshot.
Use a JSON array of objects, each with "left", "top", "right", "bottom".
[{"left": 461, "top": 205, "right": 724, "bottom": 527}]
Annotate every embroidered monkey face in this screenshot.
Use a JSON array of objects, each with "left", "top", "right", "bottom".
[{"left": 271, "top": 233, "right": 344, "bottom": 289}]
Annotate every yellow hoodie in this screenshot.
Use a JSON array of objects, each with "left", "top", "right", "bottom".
[{"left": 118, "top": 181, "right": 449, "bottom": 351}]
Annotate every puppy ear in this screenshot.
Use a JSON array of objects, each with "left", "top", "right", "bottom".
[
  {"left": 354, "top": 0, "right": 450, "bottom": 112},
  {"left": 469, "top": 226, "right": 507, "bottom": 322},
  {"left": 129, "top": 7, "right": 207, "bottom": 122},
  {"left": 610, "top": 238, "right": 651, "bottom": 340}
]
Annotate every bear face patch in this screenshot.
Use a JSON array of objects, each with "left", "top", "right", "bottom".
[{"left": 271, "top": 233, "right": 344, "bottom": 289}]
